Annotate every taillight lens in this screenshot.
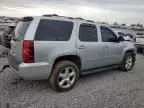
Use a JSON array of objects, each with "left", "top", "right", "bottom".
[{"left": 23, "top": 40, "right": 34, "bottom": 63}]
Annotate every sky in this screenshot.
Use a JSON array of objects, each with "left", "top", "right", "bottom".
[{"left": 0, "top": 0, "right": 144, "bottom": 25}]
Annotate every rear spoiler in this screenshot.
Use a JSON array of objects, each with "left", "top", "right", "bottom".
[{"left": 20, "top": 17, "right": 33, "bottom": 22}]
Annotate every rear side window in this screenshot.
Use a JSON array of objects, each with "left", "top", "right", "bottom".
[
  {"left": 79, "top": 23, "right": 98, "bottom": 42},
  {"left": 15, "top": 21, "right": 31, "bottom": 40},
  {"left": 35, "top": 19, "right": 73, "bottom": 41}
]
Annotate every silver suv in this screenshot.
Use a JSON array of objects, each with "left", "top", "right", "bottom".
[{"left": 8, "top": 15, "right": 136, "bottom": 92}]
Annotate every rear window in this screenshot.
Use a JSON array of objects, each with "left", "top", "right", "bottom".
[
  {"left": 35, "top": 19, "right": 73, "bottom": 41},
  {"left": 15, "top": 21, "right": 31, "bottom": 39}
]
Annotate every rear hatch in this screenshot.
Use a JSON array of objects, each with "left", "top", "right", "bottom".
[{"left": 8, "top": 17, "right": 33, "bottom": 69}]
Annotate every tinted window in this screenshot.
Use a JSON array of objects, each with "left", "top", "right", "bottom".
[
  {"left": 35, "top": 19, "right": 73, "bottom": 41},
  {"left": 15, "top": 21, "right": 31, "bottom": 39},
  {"left": 79, "top": 23, "right": 98, "bottom": 42},
  {"left": 101, "top": 26, "right": 117, "bottom": 42}
]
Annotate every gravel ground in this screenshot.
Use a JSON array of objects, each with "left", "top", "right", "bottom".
[{"left": 0, "top": 54, "right": 144, "bottom": 108}]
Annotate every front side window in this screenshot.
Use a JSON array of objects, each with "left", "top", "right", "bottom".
[
  {"left": 79, "top": 23, "right": 98, "bottom": 42},
  {"left": 100, "top": 26, "right": 117, "bottom": 42},
  {"left": 35, "top": 19, "right": 73, "bottom": 41}
]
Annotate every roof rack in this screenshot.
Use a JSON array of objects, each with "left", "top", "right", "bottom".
[
  {"left": 20, "top": 17, "right": 33, "bottom": 22},
  {"left": 42, "top": 14, "right": 96, "bottom": 22},
  {"left": 74, "top": 17, "right": 85, "bottom": 20},
  {"left": 43, "top": 14, "right": 59, "bottom": 17},
  {"left": 86, "top": 20, "right": 94, "bottom": 23},
  {"left": 43, "top": 14, "right": 74, "bottom": 19}
]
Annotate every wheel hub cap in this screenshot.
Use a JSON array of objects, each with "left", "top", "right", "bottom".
[
  {"left": 58, "top": 67, "right": 76, "bottom": 88},
  {"left": 125, "top": 56, "right": 133, "bottom": 70}
]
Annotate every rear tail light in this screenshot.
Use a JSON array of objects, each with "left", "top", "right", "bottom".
[{"left": 23, "top": 40, "right": 34, "bottom": 63}]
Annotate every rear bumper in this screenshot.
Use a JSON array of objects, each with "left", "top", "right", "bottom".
[{"left": 8, "top": 55, "right": 52, "bottom": 80}]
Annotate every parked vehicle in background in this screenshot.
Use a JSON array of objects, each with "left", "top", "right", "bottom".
[
  {"left": 126, "top": 32, "right": 136, "bottom": 42},
  {"left": 0, "top": 36, "right": 2, "bottom": 45},
  {"left": 114, "top": 31, "right": 132, "bottom": 41},
  {"left": 0, "top": 39, "right": 3, "bottom": 56},
  {"left": 112, "top": 28, "right": 136, "bottom": 42},
  {"left": 1, "top": 24, "right": 16, "bottom": 55},
  {"left": 0, "top": 25, "right": 7, "bottom": 45},
  {"left": 135, "top": 36, "right": 144, "bottom": 54},
  {"left": 2, "top": 24, "right": 16, "bottom": 49},
  {"left": 136, "top": 32, "right": 144, "bottom": 37},
  {"left": 8, "top": 15, "right": 136, "bottom": 92}
]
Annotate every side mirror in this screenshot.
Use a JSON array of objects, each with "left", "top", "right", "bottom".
[{"left": 118, "top": 36, "right": 124, "bottom": 42}]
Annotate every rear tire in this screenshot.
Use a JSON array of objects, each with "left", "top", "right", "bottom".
[
  {"left": 120, "top": 52, "right": 135, "bottom": 72},
  {"left": 49, "top": 60, "right": 79, "bottom": 92}
]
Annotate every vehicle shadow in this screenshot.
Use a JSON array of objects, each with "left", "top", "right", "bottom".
[
  {"left": 0, "top": 67, "right": 134, "bottom": 100},
  {"left": 10, "top": 68, "right": 121, "bottom": 91}
]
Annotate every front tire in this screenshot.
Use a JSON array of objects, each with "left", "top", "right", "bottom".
[
  {"left": 120, "top": 52, "right": 135, "bottom": 72},
  {"left": 49, "top": 60, "right": 79, "bottom": 92}
]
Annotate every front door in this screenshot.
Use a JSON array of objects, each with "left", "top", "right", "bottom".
[{"left": 100, "top": 26, "right": 123, "bottom": 66}]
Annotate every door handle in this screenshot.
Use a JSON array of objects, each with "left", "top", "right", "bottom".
[{"left": 78, "top": 45, "right": 86, "bottom": 49}]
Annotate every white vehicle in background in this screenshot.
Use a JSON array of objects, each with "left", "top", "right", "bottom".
[
  {"left": 112, "top": 28, "right": 136, "bottom": 42},
  {"left": 135, "top": 36, "right": 144, "bottom": 54},
  {"left": 115, "top": 31, "right": 132, "bottom": 41}
]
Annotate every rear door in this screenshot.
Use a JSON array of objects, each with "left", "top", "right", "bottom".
[
  {"left": 10, "top": 17, "right": 33, "bottom": 65},
  {"left": 76, "top": 22, "right": 102, "bottom": 70}
]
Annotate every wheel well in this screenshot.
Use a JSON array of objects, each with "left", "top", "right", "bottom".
[
  {"left": 53, "top": 55, "right": 81, "bottom": 70},
  {"left": 126, "top": 50, "right": 136, "bottom": 56}
]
